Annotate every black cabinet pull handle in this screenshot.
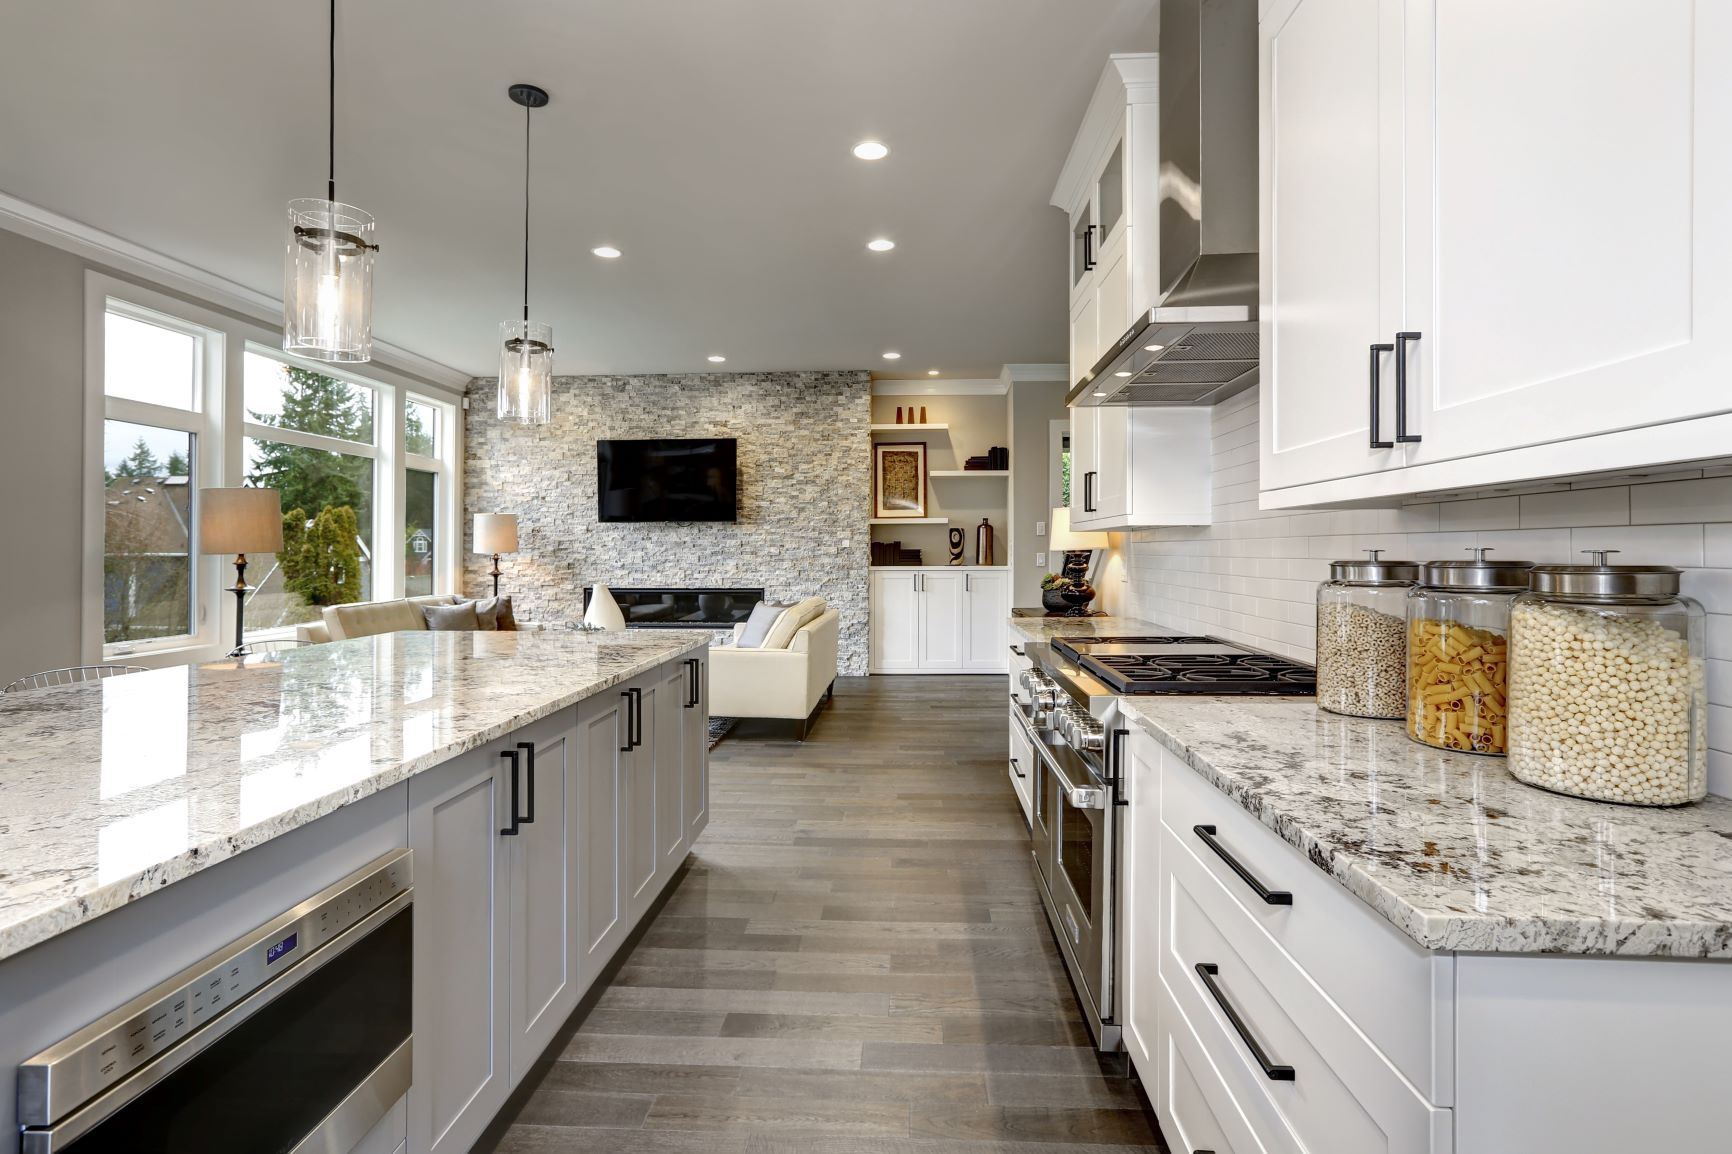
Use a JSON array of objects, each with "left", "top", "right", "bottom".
[
  {"left": 517, "top": 741, "right": 536, "bottom": 825},
  {"left": 1010, "top": 756, "right": 1026, "bottom": 779},
  {"left": 1368, "top": 343, "right": 1394, "bottom": 449},
  {"left": 499, "top": 749, "right": 521, "bottom": 836},
  {"left": 630, "top": 686, "right": 644, "bottom": 749},
  {"left": 684, "top": 658, "right": 701, "bottom": 708},
  {"left": 1083, "top": 470, "right": 1097, "bottom": 513},
  {"left": 620, "top": 690, "right": 634, "bottom": 752},
  {"left": 1193, "top": 825, "right": 1292, "bottom": 906},
  {"left": 1082, "top": 223, "right": 1095, "bottom": 271},
  {"left": 1195, "top": 962, "right": 1295, "bottom": 1081},
  {"left": 1394, "top": 331, "right": 1423, "bottom": 443},
  {"left": 1009, "top": 644, "right": 1024, "bottom": 657}
]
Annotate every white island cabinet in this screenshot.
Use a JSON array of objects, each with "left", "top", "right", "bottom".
[
  {"left": 1119, "top": 714, "right": 1732, "bottom": 1154},
  {"left": 1260, "top": 0, "right": 1732, "bottom": 506}
]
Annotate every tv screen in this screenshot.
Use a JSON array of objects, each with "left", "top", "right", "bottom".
[{"left": 597, "top": 438, "right": 738, "bottom": 523}]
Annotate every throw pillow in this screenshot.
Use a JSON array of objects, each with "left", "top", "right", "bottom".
[
  {"left": 456, "top": 596, "right": 516, "bottom": 630},
  {"left": 493, "top": 595, "right": 517, "bottom": 631},
  {"left": 762, "top": 596, "right": 826, "bottom": 650},
  {"left": 736, "top": 601, "right": 792, "bottom": 648},
  {"left": 422, "top": 602, "right": 481, "bottom": 632}
]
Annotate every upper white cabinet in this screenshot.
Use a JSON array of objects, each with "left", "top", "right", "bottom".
[
  {"left": 869, "top": 568, "right": 1009, "bottom": 674},
  {"left": 1261, "top": 0, "right": 1732, "bottom": 506},
  {"left": 1056, "top": 54, "right": 1161, "bottom": 387},
  {"left": 1071, "top": 405, "right": 1213, "bottom": 531}
]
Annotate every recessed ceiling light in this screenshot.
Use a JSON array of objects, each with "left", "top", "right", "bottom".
[
  {"left": 707, "top": 355, "right": 726, "bottom": 363},
  {"left": 592, "top": 245, "right": 621, "bottom": 259},
  {"left": 927, "top": 369, "right": 940, "bottom": 376},
  {"left": 1143, "top": 343, "right": 1163, "bottom": 352},
  {"left": 882, "top": 351, "right": 901, "bottom": 360},
  {"left": 852, "top": 140, "right": 889, "bottom": 160},
  {"left": 866, "top": 237, "right": 896, "bottom": 252},
  {"left": 1114, "top": 370, "right": 1132, "bottom": 378}
]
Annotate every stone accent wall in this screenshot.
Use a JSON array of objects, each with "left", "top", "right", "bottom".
[{"left": 464, "top": 371, "right": 872, "bottom": 674}]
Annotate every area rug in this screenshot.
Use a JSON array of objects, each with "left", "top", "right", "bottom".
[{"left": 707, "top": 716, "right": 737, "bottom": 749}]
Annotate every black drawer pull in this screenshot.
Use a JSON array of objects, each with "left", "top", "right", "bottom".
[
  {"left": 1195, "top": 962, "right": 1295, "bottom": 1082},
  {"left": 1394, "top": 331, "right": 1422, "bottom": 443},
  {"left": 1192, "top": 825, "right": 1292, "bottom": 906},
  {"left": 517, "top": 741, "right": 536, "bottom": 825},
  {"left": 499, "top": 749, "right": 521, "bottom": 836},
  {"left": 1010, "top": 757, "right": 1026, "bottom": 779},
  {"left": 1368, "top": 342, "right": 1394, "bottom": 449}
]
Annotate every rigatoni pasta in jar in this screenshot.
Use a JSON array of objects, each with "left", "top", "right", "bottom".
[{"left": 1406, "top": 550, "right": 1533, "bottom": 755}]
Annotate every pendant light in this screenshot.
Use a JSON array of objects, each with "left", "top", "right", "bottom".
[
  {"left": 283, "top": 0, "right": 378, "bottom": 362},
  {"left": 498, "top": 84, "right": 554, "bottom": 425}
]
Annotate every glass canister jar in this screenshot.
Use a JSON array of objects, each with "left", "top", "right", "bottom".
[
  {"left": 1507, "top": 551, "right": 1707, "bottom": 805},
  {"left": 1407, "top": 549, "right": 1533, "bottom": 755},
  {"left": 1315, "top": 550, "right": 1418, "bottom": 719}
]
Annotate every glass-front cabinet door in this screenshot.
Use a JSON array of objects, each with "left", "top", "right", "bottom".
[{"left": 1096, "top": 138, "right": 1124, "bottom": 246}]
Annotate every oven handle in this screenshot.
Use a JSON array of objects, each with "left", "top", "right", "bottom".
[
  {"left": 24, "top": 890, "right": 412, "bottom": 1152},
  {"left": 1022, "top": 721, "right": 1106, "bottom": 810}
]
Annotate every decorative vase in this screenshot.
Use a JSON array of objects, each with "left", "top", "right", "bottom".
[
  {"left": 1059, "top": 579, "right": 1096, "bottom": 616},
  {"left": 584, "top": 583, "right": 626, "bottom": 631},
  {"left": 948, "top": 527, "right": 965, "bottom": 566},
  {"left": 895, "top": 406, "right": 904, "bottom": 424},
  {"left": 919, "top": 406, "right": 928, "bottom": 423},
  {"left": 975, "top": 517, "right": 994, "bottom": 566},
  {"left": 1041, "top": 588, "right": 1071, "bottom": 613}
]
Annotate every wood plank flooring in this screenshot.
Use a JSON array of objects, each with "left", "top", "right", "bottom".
[{"left": 487, "top": 675, "right": 1167, "bottom": 1153}]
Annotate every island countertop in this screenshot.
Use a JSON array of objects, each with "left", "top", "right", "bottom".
[
  {"left": 0, "top": 629, "right": 710, "bottom": 963},
  {"left": 1122, "top": 696, "right": 1732, "bottom": 958}
]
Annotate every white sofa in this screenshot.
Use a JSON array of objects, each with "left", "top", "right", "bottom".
[
  {"left": 708, "top": 607, "right": 840, "bottom": 740},
  {"left": 295, "top": 595, "right": 543, "bottom": 643}
]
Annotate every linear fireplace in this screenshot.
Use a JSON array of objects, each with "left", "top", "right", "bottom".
[{"left": 583, "top": 586, "right": 765, "bottom": 628}]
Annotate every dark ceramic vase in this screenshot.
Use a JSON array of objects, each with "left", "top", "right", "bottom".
[
  {"left": 1041, "top": 588, "right": 1071, "bottom": 614},
  {"left": 1059, "top": 580, "right": 1096, "bottom": 616}
]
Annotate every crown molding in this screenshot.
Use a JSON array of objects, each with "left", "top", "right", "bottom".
[
  {"left": 871, "top": 377, "right": 1007, "bottom": 396},
  {"left": 1050, "top": 52, "right": 1160, "bottom": 213},
  {"left": 0, "top": 190, "right": 470, "bottom": 393}
]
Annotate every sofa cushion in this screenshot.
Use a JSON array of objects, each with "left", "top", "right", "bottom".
[
  {"left": 423, "top": 602, "right": 483, "bottom": 631},
  {"left": 737, "top": 601, "right": 793, "bottom": 648},
  {"left": 762, "top": 596, "right": 826, "bottom": 650},
  {"left": 326, "top": 598, "right": 430, "bottom": 640}
]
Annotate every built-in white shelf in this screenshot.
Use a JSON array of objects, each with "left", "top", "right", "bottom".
[
  {"left": 928, "top": 469, "right": 1009, "bottom": 478},
  {"left": 869, "top": 517, "right": 949, "bottom": 525},
  {"left": 870, "top": 423, "right": 950, "bottom": 434}
]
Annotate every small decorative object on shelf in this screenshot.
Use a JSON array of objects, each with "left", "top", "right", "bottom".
[
  {"left": 870, "top": 540, "right": 923, "bottom": 566},
  {"left": 895, "top": 406, "right": 904, "bottom": 424},
  {"left": 948, "top": 527, "right": 965, "bottom": 566},
  {"left": 963, "top": 447, "right": 1009, "bottom": 471},
  {"left": 975, "top": 517, "right": 995, "bottom": 566},
  {"left": 919, "top": 405, "right": 928, "bottom": 423}
]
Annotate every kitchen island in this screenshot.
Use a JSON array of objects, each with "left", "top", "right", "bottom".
[{"left": 0, "top": 629, "right": 711, "bottom": 1153}]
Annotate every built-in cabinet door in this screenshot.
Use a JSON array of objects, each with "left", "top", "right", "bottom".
[
  {"left": 682, "top": 655, "right": 709, "bottom": 841},
  {"left": 506, "top": 711, "right": 580, "bottom": 1084},
  {"left": 623, "top": 679, "right": 660, "bottom": 923},
  {"left": 1089, "top": 406, "right": 1130, "bottom": 523},
  {"left": 1070, "top": 405, "right": 1100, "bottom": 523},
  {"left": 869, "top": 571, "right": 920, "bottom": 673},
  {"left": 1120, "top": 733, "right": 1162, "bottom": 1086},
  {"left": 1403, "top": 0, "right": 1732, "bottom": 466},
  {"left": 1095, "top": 228, "right": 1131, "bottom": 358},
  {"left": 916, "top": 570, "right": 967, "bottom": 671},
  {"left": 576, "top": 690, "right": 625, "bottom": 985},
  {"left": 652, "top": 662, "right": 687, "bottom": 878},
  {"left": 961, "top": 571, "right": 1009, "bottom": 673},
  {"left": 407, "top": 750, "right": 510, "bottom": 1154},
  {"left": 1259, "top": 0, "right": 1408, "bottom": 492},
  {"left": 1007, "top": 712, "right": 1035, "bottom": 826},
  {"left": 1070, "top": 292, "right": 1099, "bottom": 389}
]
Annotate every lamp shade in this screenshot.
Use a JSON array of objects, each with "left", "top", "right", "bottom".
[
  {"left": 473, "top": 513, "right": 519, "bottom": 554},
  {"left": 199, "top": 488, "right": 284, "bottom": 554},
  {"left": 1050, "top": 506, "right": 1110, "bottom": 551}
]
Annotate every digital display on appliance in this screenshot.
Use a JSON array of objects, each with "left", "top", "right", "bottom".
[
  {"left": 266, "top": 932, "right": 298, "bottom": 965},
  {"left": 596, "top": 438, "right": 737, "bottom": 523}
]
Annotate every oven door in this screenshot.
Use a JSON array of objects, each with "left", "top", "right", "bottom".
[{"left": 1029, "top": 736, "right": 1113, "bottom": 1037}]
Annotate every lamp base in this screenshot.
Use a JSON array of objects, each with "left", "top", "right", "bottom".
[
  {"left": 227, "top": 554, "right": 254, "bottom": 657},
  {"left": 1061, "top": 549, "right": 1093, "bottom": 581}
]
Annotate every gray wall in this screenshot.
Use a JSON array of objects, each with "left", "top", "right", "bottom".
[
  {"left": 464, "top": 371, "right": 872, "bottom": 674},
  {"left": 1010, "top": 379, "right": 1069, "bottom": 607}
]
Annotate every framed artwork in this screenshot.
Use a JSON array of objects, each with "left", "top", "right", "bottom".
[{"left": 873, "top": 441, "right": 928, "bottom": 518}]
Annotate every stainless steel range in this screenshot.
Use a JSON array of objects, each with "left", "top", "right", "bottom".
[{"left": 1012, "top": 633, "right": 1314, "bottom": 1051}]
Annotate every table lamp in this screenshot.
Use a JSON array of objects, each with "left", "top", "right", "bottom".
[
  {"left": 199, "top": 487, "right": 284, "bottom": 655},
  {"left": 473, "top": 514, "right": 519, "bottom": 597}
]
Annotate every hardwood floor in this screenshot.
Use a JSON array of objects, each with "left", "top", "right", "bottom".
[{"left": 489, "top": 675, "right": 1167, "bottom": 1153}]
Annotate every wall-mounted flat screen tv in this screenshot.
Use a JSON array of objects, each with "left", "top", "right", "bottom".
[{"left": 597, "top": 437, "right": 738, "bottom": 523}]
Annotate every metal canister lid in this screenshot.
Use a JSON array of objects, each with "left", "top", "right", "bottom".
[
  {"left": 1529, "top": 550, "right": 1682, "bottom": 597},
  {"left": 1328, "top": 549, "right": 1418, "bottom": 584},
  {"left": 1419, "top": 547, "right": 1533, "bottom": 590}
]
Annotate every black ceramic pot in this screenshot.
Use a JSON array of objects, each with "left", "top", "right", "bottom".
[{"left": 1041, "top": 588, "right": 1071, "bottom": 613}]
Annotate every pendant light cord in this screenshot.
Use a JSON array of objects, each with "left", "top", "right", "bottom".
[
  {"left": 522, "top": 99, "right": 531, "bottom": 323},
  {"left": 327, "top": 0, "right": 337, "bottom": 203}
]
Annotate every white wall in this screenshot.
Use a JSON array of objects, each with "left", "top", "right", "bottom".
[{"left": 1111, "top": 385, "right": 1732, "bottom": 798}]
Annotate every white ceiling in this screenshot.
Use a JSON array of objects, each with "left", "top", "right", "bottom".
[{"left": 0, "top": 0, "right": 1157, "bottom": 379}]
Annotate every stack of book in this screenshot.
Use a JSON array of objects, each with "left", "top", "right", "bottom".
[
  {"left": 963, "top": 446, "right": 1009, "bottom": 471},
  {"left": 870, "top": 540, "right": 923, "bottom": 566}
]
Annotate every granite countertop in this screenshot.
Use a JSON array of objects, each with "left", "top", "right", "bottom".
[
  {"left": 1123, "top": 697, "right": 1732, "bottom": 958},
  {"left": 0, "top": 629, "right": 709, "bottom": 963},
  {"left": 1009, "top": 614, "right": 1176, "bottom": 643}
]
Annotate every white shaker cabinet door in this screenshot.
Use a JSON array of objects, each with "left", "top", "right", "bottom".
[
  {"left": 1120, "top": 732, "right": 1162, "bottom": 1085},
  {"left": 961, "top": 570, "right": 1009, "bottom": 673},
  {"left": 916, "top": 569, "right": 967, "bottom": 672},
  {"left": 623, "top": 676, "right": 662, "bottom": 925},
  {"left": 407, "top": 751, "right": 510, "bottom": 1154},
  {"left": 577, "top": 689, "right": 627, "bottom": 987},
  {"left": 1258, "top": 0, "right": 1408, "bottom": 492},
  {"left": 651, "top": 661, "right": 688, "bottom": 879},
  {"left": 869, "top": 571, "right": 920, "bottom": 673},
  {"left": 1403, "top": 0, "right": 1732, "bottom": 465},
  {"left": 682, "top": 653, "right": 709, "bottom": 842},
  {"left": 506, "top": 712, "right": 580, "bottom": 1085}
]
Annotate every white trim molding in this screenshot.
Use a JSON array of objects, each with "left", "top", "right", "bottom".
[
  {"left": 0, "top": 190, "right": 470, "bottom": 395},
  {"left": 1050, "top": 54, "right": 1160, "bottom": 211}
]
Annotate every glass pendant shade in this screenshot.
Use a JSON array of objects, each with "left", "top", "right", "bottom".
[
  {"left": 284, "top": 198, "right": 377, "bottom": 362},
  {"left": 497, "top": 319, "right": 554, "bottom": 424}
]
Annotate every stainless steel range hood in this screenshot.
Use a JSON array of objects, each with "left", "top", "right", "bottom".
[{"left": 1069, "top": 0, "right": 1258, "bottom": 408}]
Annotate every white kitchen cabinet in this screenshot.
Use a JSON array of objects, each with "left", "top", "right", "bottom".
[
  {"left": 870, "top": 568, "right": 1010, "bottom": 674},
  {"left": 651, "top": 661, "right": 688, "bottom": 887},
  {"left": 407, "top": 742, "right": 511, "bottom": 1154},
  {"left": 682, "top": 653, "right": 710, "bottom": 843},
  {"left": 1070, "top": 404, "right": 1213, "bottom": 531},
  {"left": 621, "top": 677, "right": 661, "bottom": 925},
  {"left": 1006, "top": 712, "right": 1035, "bottom": 826},
  {"left": 1261, "top": 0, "right": 1732, "bottom": 506},
  {"left": 576, "top": 687, "right": 626, "bottom": 985},
  {"left": 1119, "top": 731, "right": 1161, "bottom": 1086},
  {"left": 1069, "top": 292, "right": 1098, "bottom": 391}
]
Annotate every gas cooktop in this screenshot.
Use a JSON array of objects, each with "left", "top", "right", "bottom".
[{"left": 1052, "top": 635, "right": 1316, "bottom": 696}]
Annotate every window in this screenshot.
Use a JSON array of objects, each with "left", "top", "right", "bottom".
[
  {"left": 85, "top": 275, "right": 462, "bottom": 663},
  {"left": 98, "top": 305, "right": 215, "bottom": 654}
]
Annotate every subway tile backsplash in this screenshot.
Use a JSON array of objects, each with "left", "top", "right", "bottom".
[{"left": 1112, "top": 387, "right": 1732, "bottom": 798}]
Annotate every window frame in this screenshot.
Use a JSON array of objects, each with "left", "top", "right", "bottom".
[{"left": 83, "top": 273, "right": 464, "bottom": 666}]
